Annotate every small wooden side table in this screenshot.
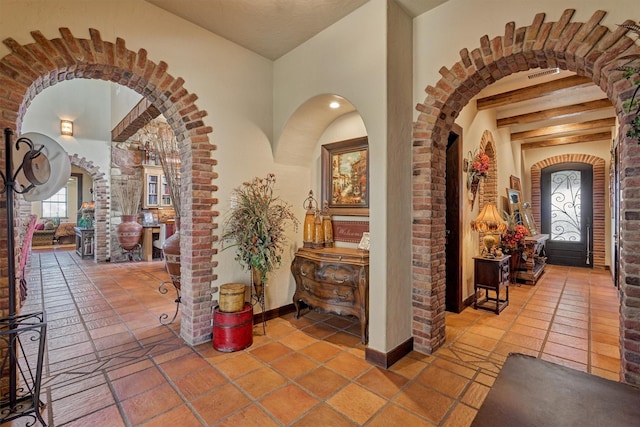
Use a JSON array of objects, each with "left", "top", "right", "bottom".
[
  {"left": 473, "top": 255, "right": 510, "bottom": 314},
  {"left": 74, "top": 227, "right": 94, "bottom": 259}
]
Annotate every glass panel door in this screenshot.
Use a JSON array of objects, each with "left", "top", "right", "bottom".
[{"left": 541, "top": 163, "right": 593, "bottom": 267}]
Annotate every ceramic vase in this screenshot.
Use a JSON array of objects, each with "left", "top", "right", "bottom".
[{"left": 116, "top": 215, "right": 143, "bottom": 251}]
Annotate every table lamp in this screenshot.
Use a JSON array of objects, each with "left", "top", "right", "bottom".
[{"left": 471, "top": 203, "right": 506, "bottom": 257}]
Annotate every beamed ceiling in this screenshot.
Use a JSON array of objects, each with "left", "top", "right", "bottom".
[{"left": 476, "top": 69, "right": 615, "bottom": 150}]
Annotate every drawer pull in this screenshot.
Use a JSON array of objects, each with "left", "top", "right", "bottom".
[
  {"left": 333, "top": 289, "right": 352, "bottom": 300},
  {"left": 330, "top": 274, "right": 347, "bottom": 284}
]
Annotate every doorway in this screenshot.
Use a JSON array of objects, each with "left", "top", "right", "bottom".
[
  {"left": 541, "top": 163, "right": 593, "bottom": 267},
  {"left": 445, "top": 126, "right": 463, "bottom": 313}
]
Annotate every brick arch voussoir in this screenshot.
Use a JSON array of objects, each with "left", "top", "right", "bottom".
[
  {"left": 411, "top": 9, "right": 634, "bottom": 355},
  {"left": 0, "top": 27, "right": 217, "bottom": 345}
]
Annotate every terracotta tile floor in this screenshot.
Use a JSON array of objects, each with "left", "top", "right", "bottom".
[{"left": 4, "top": 248, "right": 621, "bottom": 426}]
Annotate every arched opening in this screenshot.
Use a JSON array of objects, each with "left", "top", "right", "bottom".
[
  {"left": 531, "top": 154, "right": 606, "bottom": 269},
  {"left": 0, "top": 28, "right": 217, "bottom": 345},
  {"left": 412, "top": 9, "right": 638, "bottom": 384},
  {"left": 69, "top": 154, "right": 108, "bottom": 262}
]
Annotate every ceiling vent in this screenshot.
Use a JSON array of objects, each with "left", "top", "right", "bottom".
[{"left": 527, "top": 68, "right": 560, "bottom": 79}]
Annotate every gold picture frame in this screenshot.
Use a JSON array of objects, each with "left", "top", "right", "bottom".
[{"left": 321, "top": 137, "right": 369, "bottom": 216}]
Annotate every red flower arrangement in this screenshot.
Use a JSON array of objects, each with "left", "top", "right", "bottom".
[
  {"left": 467, "top": 149, "right": 490, "bottom": 189},
  {"left": 471, "top": 152, "right": 490, "bottom": 176},
  {"left": 502, "top": 224, "right": 527, "bottom": 252}
]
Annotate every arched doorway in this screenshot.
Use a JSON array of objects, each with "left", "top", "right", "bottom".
[
  {"left": 0, "top": 28, "right": 217, "bottom": 346},
  {"left": 412, "top": 9, "right": 638, "bottom": 384},
  {"left": 69, "top": 154, "right": 108, "bottom": 262}
]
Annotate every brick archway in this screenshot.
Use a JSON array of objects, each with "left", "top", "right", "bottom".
[
  {"left": 531, "top": 154, "right": 606, "bottom": 269},
  {"left": 0, "top": 28, "right": 217, "bottom": 345},
  {"left": 69, "top": 154, "right": 109, "bottom": 262},
  {"left": 412, "top": 9, "right": 640, "bottom": 384}
]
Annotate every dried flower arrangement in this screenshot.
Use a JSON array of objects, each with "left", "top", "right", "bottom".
[
  {"left": 221, "top": 173, "right": 299, "bottom": 284},
  {"left": 112, "top": 179, "right": 142, "bottom": 216},
  {"left": 151, "top": 125, "right": 181, "bottom": 218}
]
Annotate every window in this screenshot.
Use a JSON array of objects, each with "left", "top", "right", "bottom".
[
  {"left": 550, "top": 170, "right": 581, "bottom": 241},
  {"left": 42, "top": 186, "right": 68, "bottom": 218}
]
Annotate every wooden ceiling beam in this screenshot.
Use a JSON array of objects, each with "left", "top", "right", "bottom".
[
  {"left": 511, "top": 117, "right": 616, "bottom": 140},
  {"left": 521, "top": 131, "right": 612, "bottom": 150},
  {"left": 477, "top": 75, "right": 594, "bottom": 110},
  {"left": 497, "top": 98, "right": 612, "bottom": 128}
]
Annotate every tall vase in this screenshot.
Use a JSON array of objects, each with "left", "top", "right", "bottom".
[
  {"left": 163, "top": 218, "right": 180, "bottom": 290},
  {"left": 116, "top": 215, "right": 143, "bottom": 251}
]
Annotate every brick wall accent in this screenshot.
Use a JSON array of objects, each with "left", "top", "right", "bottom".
[
  {"left": 477, "top": 130, "right": 499, "bottom": 252},
  {"left": 530, "top": 154, "right": 606, "bottom": 269},
  {"left": 69, "top": 154, "right": 109, "bottom": 262},
  {"left": 413, "top": 9, "right": 640, "bottom": 385},
  {"left": 0, "top": 28, "right": 217, "bottom": 346}
]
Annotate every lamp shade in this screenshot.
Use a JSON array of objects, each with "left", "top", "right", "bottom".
[{"left": 471, "top": 204, "right": 506, "bottom": 233}]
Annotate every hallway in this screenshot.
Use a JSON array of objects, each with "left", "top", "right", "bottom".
[{"left": 6, "top": 247, "right": 621, "bottom": 426}]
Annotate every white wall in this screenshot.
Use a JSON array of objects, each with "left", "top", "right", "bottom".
[
  {"left": 274, "top": 0, "right": 390, "bottom": 351},
  {"left": 21, "top": 79, "right": 113, "bottom": 177}
]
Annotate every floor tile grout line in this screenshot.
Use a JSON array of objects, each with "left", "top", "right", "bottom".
[{"left": 536, "top": 268, "right": 570, "bottom": 361}]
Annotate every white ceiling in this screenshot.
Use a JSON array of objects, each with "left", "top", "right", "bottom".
[{"left": 143, "top": 0, "right": 449, "bottom": 60}]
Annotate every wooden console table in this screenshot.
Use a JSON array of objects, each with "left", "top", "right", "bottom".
[
  {"left": 74, "top": 227, "right": 94, "bottom": 259},
  {"left": 291, "top": 247, "right": 369, "bottom": 344},
  {"left": 515, "top": 234, "right": 548, "bottom": 285}
]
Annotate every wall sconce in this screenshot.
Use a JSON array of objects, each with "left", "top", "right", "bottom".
[{"left": 60, "top": 120, "right": 73, "bottom": 136}]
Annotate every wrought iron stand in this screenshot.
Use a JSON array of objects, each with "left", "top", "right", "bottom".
[
  {"left": 0, "top": 128, "right": 48, "bottom": 426},
  {"left": 250, "top": 273, "right": 266, "bottom": 334},
  {"left": 158, "top": 280, "right": 181, "bottom": 325}
]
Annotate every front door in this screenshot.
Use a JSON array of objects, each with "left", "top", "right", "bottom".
[{"left": 541, "top": 163, "right": 593, "bottom": 267}]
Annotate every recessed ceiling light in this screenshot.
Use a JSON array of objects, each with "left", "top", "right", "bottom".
[{"left": 329, "top": 101, "right": 340, "bottom": 109}]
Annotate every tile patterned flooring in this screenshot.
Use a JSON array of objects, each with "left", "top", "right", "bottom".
[{"left": 4, "top": 247, "right": 621, "bottom": 426}]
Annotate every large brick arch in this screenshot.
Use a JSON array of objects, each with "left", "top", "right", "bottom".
[
  {"left": 413, "top": 9, "right": 640, "bottom": 385},
  {"left": 0, "top": 28, "right": 217, "bottom": 346},
  {"left": 530, "top": 154, "right": 606, "bottom": 269}
]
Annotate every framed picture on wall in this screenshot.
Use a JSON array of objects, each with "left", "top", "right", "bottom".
[
  {"left": 510, "top": 175, "right": 522, "bottom": 192},
  {"left": 321, "top": 136, "right": 369, "bottom": 216}
]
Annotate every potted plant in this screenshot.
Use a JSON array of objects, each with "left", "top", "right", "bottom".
[
  {"left": 221, "top": 173, "right": 299, "bottom": 302},
  {"left": 112, "top": 179, "right": 143, "bottom": 251}
]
